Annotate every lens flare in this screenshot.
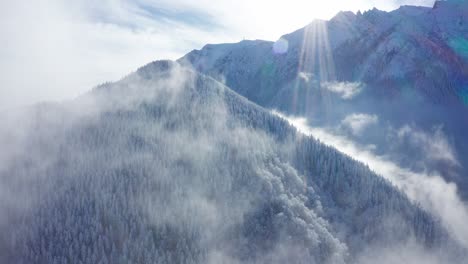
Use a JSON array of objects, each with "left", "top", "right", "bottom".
[
  {"left": 290, "top": 19, "right": 339, "bottom": 120},
  {"left": 273, "top": 38, "right": 289, "bottom": 54}
]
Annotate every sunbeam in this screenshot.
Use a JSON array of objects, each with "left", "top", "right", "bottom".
[{"left": 293, "top": 20, "right": 337, "bottom": 122}]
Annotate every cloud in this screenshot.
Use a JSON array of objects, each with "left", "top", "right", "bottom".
[
  {"left": 397, "top": 124, "right": 460, "bottom": 167},
  {"left": 323, "top": 82, "right": 363, "bottom": 99},
  {"left": 298, "top": 72, "right": 313, "bottom": 82},
  {"left": 341, "top": 113, "right": 378, "bottom": 136},
  {"left": 0, "top": 65, "right": 349, "bottom": 263},
  {"left": 0, "top": 0, "right": 235, "bottom": 110},
  {"left": 274, "top": 111, "right": 468, "bottom": 250}
]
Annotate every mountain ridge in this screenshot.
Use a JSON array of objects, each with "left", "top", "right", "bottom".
[
  {"left": 178, "top": 1, "right": 468, "bottom": 198},
  {"left": 1, "top": 60, "right": 465, "bottom": 263},
  {"left": 1, "top": 2, "right": 468, "bottom": 263}
]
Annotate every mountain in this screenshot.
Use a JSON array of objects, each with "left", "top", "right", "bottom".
[
  {"left": 178, "top": 1, "right": 468, "bottom": 198},
  {"left": 0, "top": 61, "right": 464, "bottom": 263}
]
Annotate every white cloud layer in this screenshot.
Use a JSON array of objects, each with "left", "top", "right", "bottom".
[
  {"left": 274, "top": 111, "right": 468, "bottom": 249},
  {"left": 341, "top": 113, "right": 378, "bottom": 136},
  {"left": 323, "top": 82, "right": 364, "bottom": 99},
  {"left": 397, "top": 124, "right": 460, "bottom": 166}
]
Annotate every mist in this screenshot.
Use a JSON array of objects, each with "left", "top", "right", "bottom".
[
  {"left": 0, "top": 60, "right": 465, "bottom": 263},
  {"left": 0, "top": 63, "right": 349, "bottom": 263},
  {"left": 274, "top": 111, "right": 468, "bottom": 250}
]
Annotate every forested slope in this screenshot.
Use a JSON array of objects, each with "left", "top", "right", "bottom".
[{"left": 0, "top": 61, "right": 462, "bottom": 263}]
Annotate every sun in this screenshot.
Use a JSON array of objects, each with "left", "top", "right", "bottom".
[{"left": 243, "top": 0, "right": 365, "bottom": 40}]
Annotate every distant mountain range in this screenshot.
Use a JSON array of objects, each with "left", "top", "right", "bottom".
[{"left": 179, "top": 0, "right": 468, "bottom": 198}]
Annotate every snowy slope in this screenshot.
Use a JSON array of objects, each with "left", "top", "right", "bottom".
[
  {"left": 180, "top": 1, "right": 468, "bottom": 105},
  {"left": 178, "top": 1, "right": 468, "bottom": 198},
  {"left": 0, "top": 61, "right": 463, "bottom": 263}
]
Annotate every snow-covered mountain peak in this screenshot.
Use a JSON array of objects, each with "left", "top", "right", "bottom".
[{"left": 178, "top": 0, "right": 468, "bottom": 202}]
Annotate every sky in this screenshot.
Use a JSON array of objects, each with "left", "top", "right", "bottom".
[{"left": 0, "top": 0, "right": 435, "bottom": 109}]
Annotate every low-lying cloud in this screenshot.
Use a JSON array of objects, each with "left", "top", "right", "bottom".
[
  {"left": 0, "top": 64, "right": 351, "bottom": 263},
  {"left": 298, "top": 72, "right": 313, "bottom": 82},
  {"left": 340, "top": 113, "right": 378, "bottom": 136},
  {"left": 397, "top": 124, "right": 460, "bottom": 167},
  {"left": 323, "top": 82, "right": 364, "bottom": 100},
  {"left": 275, "top": 111, "right": 468, "bottom": 250}
]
